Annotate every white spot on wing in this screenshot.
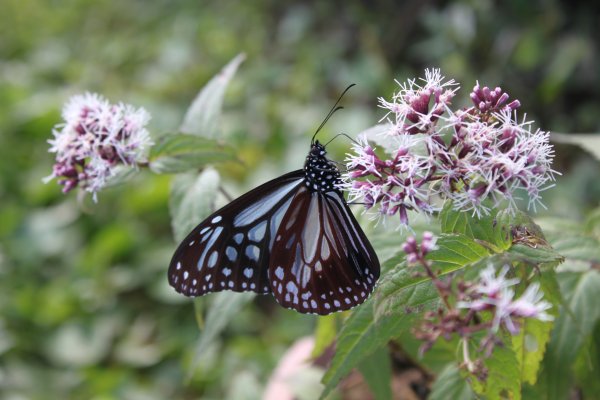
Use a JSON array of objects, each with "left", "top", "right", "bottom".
[
  {"left": 286, "top": 281, "right": 298, "bottom": 297},
  {"left": 222, "top": 268, "right": 231, "bottom": 277},
  {"left": 248, "top": 220, "right": 267, "bottom": 242},
  {"left": 315, "top": 261, "right": 322, "bottom": 272},
  {"left": 233, "top": 233, "right": 244, "bottom": 244},
  {"left": 211, "top": 216, "right": 222, "bottom": 223},
  {"left": 243, "top": 268, "right": 253, "bottom": 279},
  {"left": 275, "top": 266, "right": 284, "bottom": 280},
  {"left": 245, "top": 245, "right": 260, "bottom": 261},
  {"left": 226, "top": 246, "right": 237, "bottom": 262},
  {"left": 207, "top": 251, "right": 218, "bottom": 268}
]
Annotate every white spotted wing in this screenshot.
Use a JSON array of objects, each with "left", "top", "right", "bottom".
[{"left": 168, "top": 171, "right": 305, "bottom": 296}]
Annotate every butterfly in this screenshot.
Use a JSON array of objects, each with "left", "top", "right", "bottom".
[{"left": 168, "top": 88, "right": 380, "bottom": 315}]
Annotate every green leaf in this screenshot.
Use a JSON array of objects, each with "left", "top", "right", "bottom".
[
  {"left": 312, "top": 314, "right": 337, "bottom": 358},
  {"left": 430, "top": 364, "right": 476, "bottom": 400},
  {"left": 484, "top": 336, "right": 522, "bottom": 400},
  {"left": 439, "top": 203, "right": 512, "bottom": 251},
  {"left": 320, "top": 302, "right": 403, "bottom": 399},
  {"left": 103, "top": 165, "right": 140, "bottom": 188},
  {"left": 189, "top": 291, "right": 255, "bottom": 378},
  {"left": 374, "top": 234, "right": 489, "bottom": 318},
  {"left": 511, "top": 318, "right": 553, "bottom": 385},
  {"left": 149, "top": 134, "right": 237, "bottom": 174},
  {"left": 169, "top": 168, "right": 220, "bottom": 242},
  {"left": 357, "top": 346, "right": 392, "bottom": 400},
  {"left": 535, "top": 215, "right": 600, "bottom": 263},
  {"left": 547, "top": 233, "right": 600, "bottom": 262},
  {"left": 550, "top": 132, "right": 600, "bottom": 161},
  {"left": 180, "top": 53, "right": 245, "bottom": 138},
  {"left": 508, "top": 244, "right": 564, "bottom": 266},
  {"left": 541, "top": 270, "right": 600, "bottom": 400},
  {"left": 573, "top": 323, "right": 600, "bottom": 399}
]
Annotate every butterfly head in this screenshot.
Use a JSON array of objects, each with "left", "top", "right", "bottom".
[{"left": 304, "top": 141, "right": 341, "bottom": 193}]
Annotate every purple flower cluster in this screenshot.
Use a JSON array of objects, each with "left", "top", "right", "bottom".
[
  {"left": 44, "top": 93, "right": 152, "bottom": 201},
  {"left": 343, "top": 69, "right": 556, "bottom": 226}
]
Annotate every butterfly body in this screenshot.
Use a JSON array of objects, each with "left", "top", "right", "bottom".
[{"left": 169, "top": 141, "right": 379, "bottom": 315}]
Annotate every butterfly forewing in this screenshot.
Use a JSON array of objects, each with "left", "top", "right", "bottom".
[
  {"left": 168, "top": 171, "right": 305, "bottom": 296},
  {"left": 268, "top": 186, "right": 380, "bottom": 315}
]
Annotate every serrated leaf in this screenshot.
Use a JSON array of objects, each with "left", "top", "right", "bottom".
[
  {"left": 374, "top": 234, "right": 489, "bottom": 318},
  {"left": 312, "top": 314, "right": 337, "bottom": 358},
  {"left": 149, "top": 134, "right": 237, "bottom": 174},
  {"left": 169, "top": 168, "right": 220, "bottom": 242},
  {"left": 508, "top": 244, "right": 564, "bottom": 266},
  {"left": 541, "top": 270, "right": 600, "bottom": 400},
  {"left": 180, "top": 53, "right": 245, "bottom": 138},
  {"left": 189, "top": 291, "right": 255, "bottom": 378},
  {"left": 357, "top": 346, "right": 392, "bottom": 400},
  {"left": 430, "top": 364, "right": 476, "bottom": 400},
  {"left": 440, "top": 203, "right": 512, "bottom": 251}
]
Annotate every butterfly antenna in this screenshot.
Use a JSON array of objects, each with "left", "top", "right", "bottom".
[
  {"left": 324, "top": 132, "right": 359, "bottom": 147},
  {"left": 311, "top": 84, "right": 356, "bottom": 145}
]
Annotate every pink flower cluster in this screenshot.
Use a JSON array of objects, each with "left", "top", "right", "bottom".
[
  {"left": 44, "top": 93, "right": 152, "bottom": 201},
  {"left": 343, "top": 69, "right": 556, "bottom": 225}
]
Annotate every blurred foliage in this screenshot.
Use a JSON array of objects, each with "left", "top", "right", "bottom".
[{"left": 1, "top": 0, "right": 599, "bottom": 399}]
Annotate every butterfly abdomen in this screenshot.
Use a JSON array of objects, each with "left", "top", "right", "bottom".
[{"left": 304, "top": 141, "right": 341, "bottom": 193}]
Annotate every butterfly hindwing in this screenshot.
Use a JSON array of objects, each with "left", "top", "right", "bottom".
[
  {"left": 168, "top": 171, "right": 305, "bottom": 296},
  {"left": 268, "top": 186, "right": 380, "bottom": 315}
]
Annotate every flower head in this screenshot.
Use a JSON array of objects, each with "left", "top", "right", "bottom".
[
  {"left": 44, "top": 93, "right": 152, "bottom": 201},
  {"left": 342, "top": 70, "right": 557, "bottom": 226}
]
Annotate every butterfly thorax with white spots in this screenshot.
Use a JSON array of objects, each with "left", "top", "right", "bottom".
[{"left": 304, "top": 141, "right": 341, "bottom": 193}]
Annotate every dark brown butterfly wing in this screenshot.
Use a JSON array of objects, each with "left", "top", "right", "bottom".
[{"left": 268, "top": 185, "right": 380, "bottom": 315}]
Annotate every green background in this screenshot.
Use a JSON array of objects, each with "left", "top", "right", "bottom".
[{"left": 1, "top": 1, "right": 598, "bottom": 398}]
